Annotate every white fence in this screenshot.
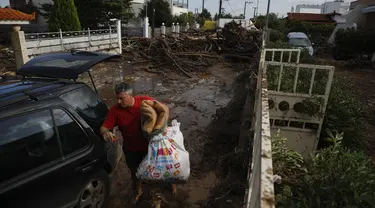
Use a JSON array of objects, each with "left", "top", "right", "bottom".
[
  {"left": 244, "top": 45, "right": 334, "bottom": 207},
  {"left": 24, "top": 22, "right": 122, "bottom": 57},
  {"left": 244, "top": 46, "right": 276, "bottom": 208}
]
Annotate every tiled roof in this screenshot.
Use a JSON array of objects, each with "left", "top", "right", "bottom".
[
  {"left": 287, "top": 13, "right": 336, "bottom": 22},
  {"left": 0, "top": 8, "right": 35, "bottom": 21}
]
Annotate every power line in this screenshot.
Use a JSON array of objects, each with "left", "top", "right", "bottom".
[{"left": 226, "top": 0, "right": 235, "bottom": 14}]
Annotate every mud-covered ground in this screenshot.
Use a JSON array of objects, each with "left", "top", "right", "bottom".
[{"left": 80, "top": 58, "right": 252, "bottom": 207}]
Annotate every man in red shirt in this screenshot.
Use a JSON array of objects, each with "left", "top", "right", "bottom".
[
  {"left": 100, "top": 82, "right": 177, "bottom": 203},
  {"left": 100, "top": 82, "right": 153, "bottom": 202}
]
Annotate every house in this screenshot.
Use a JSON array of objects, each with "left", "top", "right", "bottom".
[
  {"left": 0, "top": 8, "right": 34, "bottom": 68},
  {"left": 287, "top": 12, "right": 342, "bottom": 24},
  {"left": 0, "top": 7, "right": 36, "bottom": 32},
  {"left": 293, "top": 0, "right": 350, "bottom": 14},
  {"left": 349, "top": 0, "right": 375, "bottom": 29},
  {"left": 10, "top": 0, "right": 188, "bottom": 24},
  {"left": 327, "top": 0, "right": 375, "bottom": 43},
  {"left": 0, "top": 8, "right": 35, "bottom": 26}
]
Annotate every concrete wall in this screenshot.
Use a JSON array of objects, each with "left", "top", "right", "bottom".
[
  {"left": 25, "top": 28, "right": 121, "bottom": 58},
  {"left": 171, "top": 6, "right": 189, "bottom": 16}
]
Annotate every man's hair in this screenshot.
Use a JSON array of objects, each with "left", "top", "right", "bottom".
[{"left": 114, "top": 82, "right": 133, "bottom": 95}]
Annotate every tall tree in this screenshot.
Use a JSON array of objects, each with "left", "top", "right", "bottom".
[
  {"left": 173, "top": 12, "right": 194, "bottom": 25},
  {"left": 139, "top": 0, "right": 173, "bottom": 27},
  {"left": 12, "top": 0, "right": 38, "bottom": 23},
  {"left": 201, "top": 8, "right": 211, "bottom": 20},
  {"left": 48, "top": 0, "right": 81, "bottom": 31},
  {"left": 41, "top": 0, "right": 134, "bottom": 29}
]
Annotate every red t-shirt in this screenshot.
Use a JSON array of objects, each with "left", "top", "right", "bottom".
[{"left": 102, "top": 95, "right": 153, "bottom": 152}]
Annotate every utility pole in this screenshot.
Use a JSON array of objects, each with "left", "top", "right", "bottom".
[
  {"left": 243, "top": 1, "right": 252, "bottom": 19},
  {"left": 202, "top": 0, "right": 204, "bottom": 14},
  {"left": 152, "top": 5, "right": 155, "bottom": 37},
  {"left": 253, "top": 6, "right": 256, "bottom": 18},
  {"left": 265, "top": 0, "right": 271, "bottom": 29},
  {"left": 219, "top": 0, "right": 223, "bottom": 18},
  {"left": 256, "top": 0, "right": 259, "bottom": 16},
  {"left": 195, "top": 8, "right": 199, "bottom": 22}
]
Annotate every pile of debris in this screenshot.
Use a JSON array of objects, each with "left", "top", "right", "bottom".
[
  {"left": 122, "top": 22, "right": 262, "bottom": 77},
  {"left": 0, "top": 46, "right": 15, "bottom": 76}
]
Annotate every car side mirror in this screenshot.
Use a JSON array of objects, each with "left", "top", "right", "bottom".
[{"left": 312, "top": 43, "right": 315, "bottom": 46}]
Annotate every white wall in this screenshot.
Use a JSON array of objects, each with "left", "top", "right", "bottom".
[
  {"left": 296, "top": 1, "right": 350, "bottom": 14},
  {"left": 322, "top": 1, "right": 350, "bottom": 14},
  {"left": 171, "top": 6, "right": 188, "bottom": 16},
  {"left": 131, "top": 2, "right": 144, "bottom": 18},
  {"left": 25, "top": 29, "right": 121, "bottom": 57}
]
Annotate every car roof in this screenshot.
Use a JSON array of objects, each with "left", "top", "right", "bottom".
[
  {"left": 0, "top": 77, "right": 86, "bottom": 113},
  {"left": 18, "top": 50, "right": 121, "bottom": 79},
  {"left": 287, "top": 32, "right": 308, "bottom": 39}
]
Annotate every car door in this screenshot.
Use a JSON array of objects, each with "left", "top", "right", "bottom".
[
  {"left": 49, "top": 107, "right": 107, "bottom": 208},
  {"left": 0, "top": 109, "right": 66, "bottom": 208}
]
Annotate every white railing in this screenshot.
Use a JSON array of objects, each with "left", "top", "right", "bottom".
[
  {"left": 24, "top": 21, "right": 122, "bottom": 57},
  {"left": 244, "top": 43, "right": 334, "bottom": 207},
  {"left": 244, "top": 46, "right": 276, "bottom": 208}
]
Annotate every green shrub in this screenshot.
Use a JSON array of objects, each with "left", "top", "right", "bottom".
[
  {"left": 335, "top": 28, "right": 375, "bottom": 58},
  {"left": 321, "top": 77, "right": 366, "bottom": 149},
  {"left": 48, "top": 0, "right": 81, "bottom": 31},
  {"left": 273, "top": 130, "right": 375, "bottom": 208}
]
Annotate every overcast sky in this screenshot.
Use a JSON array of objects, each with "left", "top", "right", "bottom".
[{"left": 0, "top": 0, "right": 351, "bottom": 18}]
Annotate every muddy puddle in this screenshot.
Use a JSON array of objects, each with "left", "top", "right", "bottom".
[{"left": 81, "top": 61, "right": 247, "bottom": 207}]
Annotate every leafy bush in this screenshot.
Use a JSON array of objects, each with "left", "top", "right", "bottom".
[
  {"left": 334, "top": 28, "right": 375, "bottom": 59},
  {"left": 270, "top": 29, "right": 286, "bottom": 42},
  {"left": 274, "top": 130, "right": 375, "bottom": 208},
  {"left": 139, "top": 0, "right": 173, "bottom": 27},
  {"left": 321, "top": 77, "right": 366, "bottom": 149}
]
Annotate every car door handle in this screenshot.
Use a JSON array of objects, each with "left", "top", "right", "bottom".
[{"left": 76, "top": 159, "right": 98, "bottom": 172}]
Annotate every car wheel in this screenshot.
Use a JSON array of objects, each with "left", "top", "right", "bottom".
[{"left": 78, "top": 171, "right": 110, "bottom": 208}]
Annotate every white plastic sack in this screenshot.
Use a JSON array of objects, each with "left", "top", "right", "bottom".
[{"left": 136, "top": 120, "right": 190, "bottom": 183}]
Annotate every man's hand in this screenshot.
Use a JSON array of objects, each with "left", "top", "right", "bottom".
[{"left": 103, "top": 131, "right": 115, "bottom": 142}]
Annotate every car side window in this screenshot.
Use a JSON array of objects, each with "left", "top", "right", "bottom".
[
  {"left": 0, "top": 110, "right": 61, "bottom": 184},
  {"left": 59, "top": 86, "right": 108, "bottom": 120},
  {"left": 53, "top": 109, "right": 90, "bottom": 155}
]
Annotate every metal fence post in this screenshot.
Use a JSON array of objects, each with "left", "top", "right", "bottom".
[
  {"left": 176, "top": 23, "right": 180, "bottom": 37},
  {"left": 109, "top": 24, "right": 112, "bottom": 47},
  {"left": 59, "top": 29, "right": 64, "bottom": 50},
  {"left": 117, "top": 20, "right": 122, "bottom": 54},
  {"left": 172, "top": 23, "right": 176, "bottom": 37},
  {"left": 88, "top": 28, "right": 91, "bottom": 51},
  {"left": 161, "top": 22, "right": 166, "bottom": 37},
  {"left": 148, "top": 24, "right": 152, "bottom": 38}
]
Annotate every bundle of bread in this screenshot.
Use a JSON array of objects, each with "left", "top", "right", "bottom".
[
  {"left": 140, "top": 100, "right": 169, "bottom": 139},
  {"left": 136, "top": 100, "right": 190, "bottom": 183}
]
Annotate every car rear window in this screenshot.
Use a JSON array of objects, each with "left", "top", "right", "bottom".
[{"left": 59, "top": 86, "right": 108, "bottom": 119}]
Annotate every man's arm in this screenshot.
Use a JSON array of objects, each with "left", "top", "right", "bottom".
[
  {"left": 101, "top": 106, "right": 117, "bottom": 141},
  {"left": 100, "top": 126, "right": 114, "bottom": 142}
]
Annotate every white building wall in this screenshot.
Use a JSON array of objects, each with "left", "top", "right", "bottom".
[
  {"left": 171, "top": 6, "right": 188, "bottom": 16},
  {"left": 322, "top": 1, "right": 350, "bottom": 14},
  {"left": 295, "top": 1, "right": 350, "bottom": 14}
]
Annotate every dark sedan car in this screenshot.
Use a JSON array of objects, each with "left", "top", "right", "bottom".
[{"left": 0, "top": 51, "right": 122, "bottom": 208}]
